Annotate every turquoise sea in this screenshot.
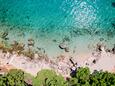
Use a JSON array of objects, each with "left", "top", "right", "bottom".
[{"left": 0, "top": 0, "right": 115, "bottom": 57}]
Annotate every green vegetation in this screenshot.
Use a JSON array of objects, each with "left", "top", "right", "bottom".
[
  {"left": 0, "top": 69, "right": 26, "bottom": 86},
  {"left": 68, "top": 67, "right": 115, "bottom": 86},
  {"left": 24, "top": 72, "right": 34, "bottom": 81},
  {"left": 1, "top": 68, "right": 115, "bottom": 86},
  {"left": 68, "top": 67, "right": 90, "bottom": 86},
  {"left": 33, "top": 69, "right": 67, "bottom": 86}
]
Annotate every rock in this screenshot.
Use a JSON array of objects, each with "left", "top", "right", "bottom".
[
  {"left": 92, "top": 59, "right": 96, "bottom": 64},
  {"left": 65, "top": 47, "right": 69, "bottom": 52},
  {"left": 59, "top": 41, "right": 70, "bottom": 52},
  {"left": 28, "top": 39, "right": 35, "bottom": 47},
  {"left": 112, "top": 44, "right": 115, "bottom": 54},
  {"left": 112, "top": 2, "right": 115, "bottom": 7},
  {"left": 1, "top": 32, "right": 9, "bottom": 40},
  {"left": 52, "top": 39, "right": 57, "bottom": 42},
  {"left": 59, "top": 43, "right": 67, "bottom": 49},
  {"left": 63, "top": 37, "right": 70, "bottom": 42}
]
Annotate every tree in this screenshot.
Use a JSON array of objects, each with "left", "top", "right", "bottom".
[
  {"left": 32, "top": 69, "right": 67, "bottom": 86},
  {"left": 91, "top": 71, "right": 115, "bottom": 86},
  {"left": 70, "top": 67, "right": 90, "bottom": 86},
  {"left": 6, "top": 69, "right": 26, "bottom": 86},
  {"left": 0, "top": 75, "right": 7, "bottom": 86},
  {"left": 0, "top": 69, "right": 26, "bottom": 86},
  {"left": 68, "top": 77, "right": 79, "bottom": 86},
  {"left": 1, "top": 67, "right": 115, "bottom": 86}
]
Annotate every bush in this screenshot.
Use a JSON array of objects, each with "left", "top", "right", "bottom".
[
  {"left": 0, "top": 69, "right": 26, "bottom": 86},
  {"left": 32, "top": 69, "right": 67, "bottom": 86},
  {"left": 1, "top": 67, "right": 115, "bottom": 86},
  {"left": 69, "top": 67, "right": 115, "bottom": 86}
]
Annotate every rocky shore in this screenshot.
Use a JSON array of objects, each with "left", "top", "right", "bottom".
[{"left": 0, "top": 41, "right": 115, "bottom": 78}]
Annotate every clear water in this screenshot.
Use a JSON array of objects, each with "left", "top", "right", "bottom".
[{"left": 0, "top": 0, "right": 115, "bottom": 57}]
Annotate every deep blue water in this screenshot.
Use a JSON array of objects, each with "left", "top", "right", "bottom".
[{"left": 0, "top": 0, "right": 115, "bottom": 57}]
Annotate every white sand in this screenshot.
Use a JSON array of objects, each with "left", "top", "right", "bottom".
[{"left": 0, "top": 48, "right": 115, "bottom": 77}]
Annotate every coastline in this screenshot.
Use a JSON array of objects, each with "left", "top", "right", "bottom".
[
  {"left": 0, "top": 24, "right": 115, "bottom": 58},
  {"left": 0, "top": 25, "right": 115, "bottom": 78},
  {"left": 0, "top": 43, "right": 115, "bottom": 77}
]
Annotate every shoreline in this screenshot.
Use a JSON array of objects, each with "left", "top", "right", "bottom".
[
  {"left": 0, "top": 28, "right": 115, "bottom": 77},
  {"left": 0, "top": 24, "right": 115, "bottom": 58},
  {"left": 0, "top": 43, "right": 115, "bottom": 77}
]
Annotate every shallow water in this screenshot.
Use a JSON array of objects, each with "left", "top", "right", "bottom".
[{"left": 0, "top": 0, "right": 115, "bottom": 57}]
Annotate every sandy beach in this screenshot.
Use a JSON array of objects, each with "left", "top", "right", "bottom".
[
  {"left": 0, "top": 43, "right": 115, "bottom": 77},
  {"left": 0, "top": 1, "right": 115, "bottom": 86}
]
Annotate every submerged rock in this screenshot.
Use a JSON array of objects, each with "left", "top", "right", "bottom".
[
  {"left": 1, "top": 32, "right": 9, "bottom": 40},
  {"left": 63, "top": 37, "right": 70, "bottom": 42},
  {"left": 59, "top": 41, "right": 70, "bottom": 52},
  {"left": 112, "top": 2, "right": 115, "bottom": 7},
  {"left": 65, "top": 47, "right": 69, "bottom": 52},
  {"left": 59, "top": 42, "right": 67, "bottom": 49},
  {"left": 112, "top": 44, "right": 115, "bottom": 54},
  {"left": 28, "top": 39, "right": 35, "bottom": 47}
]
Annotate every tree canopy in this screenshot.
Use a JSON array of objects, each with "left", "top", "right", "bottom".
[
  {"left": 32, "top": 69, "right": 67, "bottom": 86},
  {"left": 68, "top": 67, "right": 115, "bottom": 86},
  {"left": 1, "top": 68, "right": 115, "bottom": 86},
  {"left": 0, "top": 69, "right": 26, "bottom": 86}
]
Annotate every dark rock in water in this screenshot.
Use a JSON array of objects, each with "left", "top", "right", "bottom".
[
  {"left": 106, "top": 49, "right": 111, "bottom": 52},
  {"left": 112, "top": 48, "right": 115, "bottom": 54},
  {"left": 28, "top": 39, "right": 35, "bottom": 47},
  {"left": 1, "top": 32, "right": 9, "bottom": 40},
  {"left": 65, "top": 47, "right": 69, "bottom": 52},
  {"left": 99, "top": 38, "right": 104, "bottom": 41},
  {"left": 112, "top": 23, "right": 115, "bottom": 27},
  {"left": 63, "top": 37, "right": 70, "bottom": 42},
  {"left": 112, "top": 44, "right": 115, "bottom": 54},
  {"left": 59, "top": 43, "right": 67, "bottom": 49},
  {"left": 59, "top": 41, "right": 70, "bottom": 52},
  {"left": 112, "top": 2, "right": 115, "bottom": 7},
  {"left": 52, "top": 39, "right": 57, "bottom": 42}
]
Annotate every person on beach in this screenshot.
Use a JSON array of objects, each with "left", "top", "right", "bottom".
[{"left": 69, "top": 57, "right": 79, "bottom": 77}]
